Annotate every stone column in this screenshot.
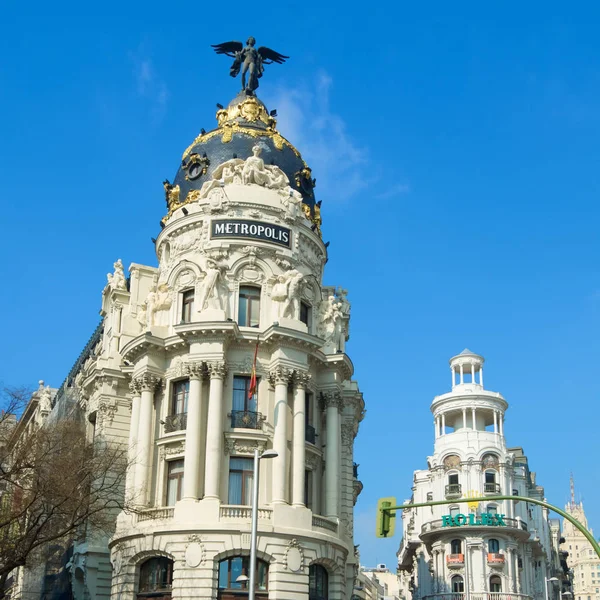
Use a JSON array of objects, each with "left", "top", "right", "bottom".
[
  {"left": 462, "top": 408, "right": 467, "bottom": 429},
  {"left": 507, "top": 547, "right": 515, "bottom": 592},
  {"left": 183, "top": 362, "right": 205, "bottom": 501},
  {"left": 460, "top": 364, "right": 464, "bottom": 384},
  {"left": 471, "top": 363, "right": 475, "bottom": 383},
  {"left": 493, "top": 410, "right": 498, "bottom": 433},
  {"left": 471, "top": 407, "right": 476, "bottom": 429},
  {"left": 203, "top": 362, "right": 227, "bottom": 500},
  {"left": 292, "top": 371, "right": 310, "bottom": 506},
  {"left": 324, "top": 391, "right": 342, "bottom": 518},
  {"left": 480, "top": 365, "right": 484, "bottom": 387},
  {"left": 441, "top": 413, "right": 446, "bottom": 434},
  {"left": 125, "top": 379, "right": 141, "bottom": 499},
  {"left": 271, "top": 366, "right": 291, "bottom": 504},
  {"left": 134, "top": 373, "right": 162, "bottom": 506}
]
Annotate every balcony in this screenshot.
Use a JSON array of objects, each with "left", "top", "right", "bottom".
[
  {"left": 421, "top": 517, "right": 530, "bottom": 541},
  {"left": 488, "top": 553, "right": 506, "bottom": 566},
  {"left": 484, "top": 482, "right": 501, "bottom": 494},
  {"left": 305, "top": 424, "right": 316, "bottom": 444},
  {"left": 445, "top": 483, "right": 462, "bottom": 499},
  {"left": 136, "top": 507, "right": 174, "bottom": 523},
  {"left": 446, "top": 554, "right": 464, "bottom": 568},
  {"left": 312, "top": 515, "right": 338, "bottom": 533},
  {"left": 164, "top": 412, "right": 187, "bottom": 433},
  {"left": 220, "top": 505, "right": 273, "bottom": 521},
  {"left": 423, "top": 593, "right": 532, "bottom": 600},
  {"left": 230, "top": 410, "right": 263, "bottom": 430}
]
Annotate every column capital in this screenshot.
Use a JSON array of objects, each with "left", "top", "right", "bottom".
[
  {"left": 207, "top": 361, "right": 227, "bottom": 380},
  {"left": 321, "top": 390, "right": 343, "bottom": 411},
  {"left": 185, "top": 361, "right": 206, "bottom": 381},
  {"left": 293, "top": 370, "right": 311, "bottom": 389},
  {"left": 129, "top": 378, "right": 142, "bottom": 395},
  {"left": 269, "top": 365, "right": 292, "bottom": 386},
  {"left": 134, "top": 373, "right": 163, "bottom": 392}
]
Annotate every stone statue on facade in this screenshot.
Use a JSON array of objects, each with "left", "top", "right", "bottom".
[
  {"left": 318, "top": 293, "right": 345, "bottom": 352},
  {"left": 107, "top": 259, "right": 126, "bottom": 291},
  {"left": 143, "top": 283, "right": 173, "bottom": 328},
  {"left": 37, "top": 381, "right": 52, "bottom": 413},
  {"left": 271, "top": 269, "right": 304, "bottom": 319},
  {"left": 198, "top": 256, "right": 228, "bottom": 311},
  {"left": 211, "top": 37, "right": 289, "bottom": 94}
]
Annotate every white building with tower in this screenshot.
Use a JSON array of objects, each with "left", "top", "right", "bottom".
[
  {"left": 397, "top": 350, "right": 560, "bottom": 600},
  {"left": 6, "top": 62, "right": 365, "bottom": 599}
]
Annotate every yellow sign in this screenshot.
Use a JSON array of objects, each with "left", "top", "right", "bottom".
[{"left": 464, "top": 490, "right": 482, "bottom": 511}]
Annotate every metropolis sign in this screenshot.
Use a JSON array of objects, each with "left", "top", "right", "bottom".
[
  {"left": 211, "top": 219, "right": 291, "bottom": 248},
  {"left": 442, "top": 513, "right": 507, "bottom": 527}
]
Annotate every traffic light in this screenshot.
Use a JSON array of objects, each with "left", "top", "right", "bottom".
[{"left": 376, "top": 496, "right": 397, "bottom": 538}]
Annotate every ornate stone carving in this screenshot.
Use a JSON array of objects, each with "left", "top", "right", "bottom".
[
  {"left": 129, "top": 378, "right": 142, "bottom": 395},
  {"left": 197, "top": 255, "right": 228, "bottom": 311},
  {"left": 185, "top": 362, "right": 206, "bottom": 380},
  {"left": 158, "top": 442, "right": 185, "bottom": 458},
  {"left": 318, "top": 293, "right": 345, "bottom": 352},
  {"left": 224, "top": 437, "right": 266, "bottom": 455},
  {"left": 305, "top": 452, "right": 320, "bottom": 470},
  {"left": 271, "top": 269, "right": 305, "bottom": 320},
  {"left": 185, "top": 537, "right": 204, "bottom": 568},
  {"left": 269, "top": 366, "right": 292, "bottom": 386},
  {"left": 341, "top": 423, "right": 355, "bottom": 447},
  {"left": 37, "top": 381, "right": 52, "bottom": 413},
  {"left": 140, "top": 284, "right": 173, "bottom": 329},
  {"left": 284, "top": 538, "right": 304, "bottom": 573},
  {"left": 321, "top": 390, "right": 343, "bottom": 411},
  {"left": 443, "top": 454, "right": 461, "bottom": 470},
  {"left": 207, "top": 362, "right": 227, "bottom": 379},
  {"left": 98, "top": 399, "right": 119, "bottom": 426},
  {"left": 107, "top": 259, "right": 127, "bottom": 291},
  {"left": 293, "top": 371, "right": 311, "bottom": 389},
  {"left": 135, "top": 373, "right": 163, "bottom": 392}
]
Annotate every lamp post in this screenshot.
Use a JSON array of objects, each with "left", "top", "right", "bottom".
[
  {"left": 248, "top": 448, "right": 278, "bottom": 600},
  {"left": 545, "top": 577, "right": 559, "bottom": 600}
]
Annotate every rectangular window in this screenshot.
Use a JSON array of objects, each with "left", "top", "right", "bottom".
[
  {"left": 305, "top": 470, "right": 313, "bottom": 509},
  {"left": 228, "top": 457, "right": 254, "bottom": 505},
  {"left": 172, "top": 379, "right": 189, "bottom": 415},
  {"left": 166, "top": 459, "right": 184, "bottom": 506},
  {"left": 181, "top": 290, "right": 194, "bottom": 323},
  {"left": 305, "top": 391, "right": 316, "bottom": 443},
  {"left": 233, "top": 376, "right": 258, "bottom": 413},
  {"left": 238, "top": 286, "right": 261, "bottom": 327},
  {"left": 300, "top": 302, "right": 310, "bottom": 328}
]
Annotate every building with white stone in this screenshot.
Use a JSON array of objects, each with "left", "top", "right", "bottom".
[
  {"left": 560, "top": 479, "right": 600, "bottom": 600},
  {"left": 397, "top": 350, "right": 561, "bottom": 600},
  {"left": 359, "top": 564, "right": 404, "bottom": 600},
  {"left": 6, "top": 78, "right": 365, "bottom": 599}
]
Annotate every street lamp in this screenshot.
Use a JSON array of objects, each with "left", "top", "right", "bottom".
[
  {"left": 248, "top": 448, "right": 278, "bottom": 600},
  {"left": 545, "top": 577, "right": 560, "bottom": 600}
]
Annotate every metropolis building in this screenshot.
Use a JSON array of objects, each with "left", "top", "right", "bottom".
[
  {"left": 9, "top": 63, "right": 365, "bottom": 599},
  {"left": 397, "top": 350, "right": 561, "bottom": 600}
]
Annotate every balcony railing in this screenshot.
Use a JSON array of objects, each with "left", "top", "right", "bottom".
[
  {"left": 487, "top": 553, "right": 506, "bottom": 565},
  {"left": 164, "top": 412, "right": 187, "bottom": 433},
  {"left": 220, "top": 505, "right": 273, "bottom": 521},
  {"left": 136, "top": 507, "right": 175, "bottom": 522},
  {"left": 445, "top": 483, "right": 462, "bottom": 498},
  {"left": 423, "top": 593, "right": 532, "bottom": 600},
  {"left": 312, "top": 515, "right": 338, "bottom": 533},
  {"left": 446, "top": 554, "right": 464, "bottom": 567},
  {"left": 484, "top": 482, "right": 501, "bottom": 494},
  {"left": 305, "top": 424, "right": 316, "bottom": 444},
  {"left": 230, "top": 410, "right": 263, "bottom": 430}
]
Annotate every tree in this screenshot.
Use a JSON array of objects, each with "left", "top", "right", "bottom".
[{"left": 0, "top": 386, "right": 129, "bottom": 598}]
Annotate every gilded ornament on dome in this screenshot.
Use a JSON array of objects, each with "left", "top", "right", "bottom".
[
  {"left": 221, "top": 126, "right": 233, "bottom": 143},
  {"left": 216, "top": 109, "right": 229, "bottom": 126},
  {"left": 182, "top": 153, "right": 210, "bottom": 181},
  {"left": 240, "top": 98, "right": 261, "bottom": 122},
  {"left": 302, "top": 203, "right": 312, "bottom": 221},
  {"left": 295, "top": 167, "right": 316, "bottom": 195},
  {"left": 272, "top": 132, "right": 284, "bottom": 150},
  {"left": 443, "top": 454, "right": 461, "bottom": 470},
  {"left": 163, "top": 180, "right": 180, "bottom": 209}
]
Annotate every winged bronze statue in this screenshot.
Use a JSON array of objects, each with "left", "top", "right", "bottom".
[{"left": 211, "top": 37, "right": 289, "bottom": 94}]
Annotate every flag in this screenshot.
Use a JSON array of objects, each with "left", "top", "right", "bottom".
[{"left": 248, "top": 337, "right": 259, "bottom": 400}]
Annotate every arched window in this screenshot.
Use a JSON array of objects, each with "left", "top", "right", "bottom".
[
  {"left": 451, "top": 575, "right": 464, "bottom": 593},
  {"left": 488, "top": 538, "right": 500, "bottom": 553},
  {"left": 446, "top": 471, "right": 461, "bottom": 497},
  {"left": 238, "top": 286, "right": 261, "bottom": 327},
  {"left": 181, "top": 289, "right": 194, "bottom": 323},
  {"left": 138, "top": 557, "right": 173, "bottom": 598},
  {"left": 451, "top": 539, "right": 462, "bottom": 554},
  {"left": 309, "top": 564, "right": 329, "bottom": 600},
  {"left": 218, "top": 556, "right": 268, "bottom": 598},
  {"left": 490, "top": 575, "right": 502, "bottom": 592}
]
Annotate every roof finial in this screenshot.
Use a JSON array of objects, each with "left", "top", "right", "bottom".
[{"left": 211, "top": 37, "right": 289, "bottom": 95}]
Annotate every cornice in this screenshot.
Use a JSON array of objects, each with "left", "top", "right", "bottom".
[{"left": 121, "top": 332, "right": 166, "bottom": 362}]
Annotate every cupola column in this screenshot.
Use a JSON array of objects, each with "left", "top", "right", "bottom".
[
  {"left": 462, "top": 408, "right": 467, "bottom": 429},
  {"left": 183, "top": 363, "right": 205, "bottom": 500},
  {"left": 441, "top": 413, "right": 446, "bottom": 435},
  {"left": 203, "top": 362, "right": 227, "bottom": 500},
  {"left": 292, "top": 372, "right": 310, "bottom": 506},
  {"left": 493, "top": 410, "right": 498, "bottom": 433},
  {"left": 134, "top": 373, "right": 162, "bottom": 505},
  {"left": 324, "top": 391, "right": 342, "bottom": 518},
  {"left": 471, "top": 407, "right": 476, "bottom": 429},
  {"left": 459, "top": 364, "right": 464, "bottom": 384},
  {"left": 480, "top": 365, "right": 484, "bottom": 387},
  {"left": 125, "top": 379, "right": 142, "bottom": 499},
  {"left": 471, "top": 363, "right": 475, "bottom": 383},
  {"left": 271, "top": 367, "right": 291, "bottom": 504},
  {"left": 499, "top": 414, "right": 504, "bottom": 436}
]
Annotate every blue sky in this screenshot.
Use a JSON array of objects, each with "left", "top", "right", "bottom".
[{"left": 2, "top": 1, "right": 600, "bottom": 568}]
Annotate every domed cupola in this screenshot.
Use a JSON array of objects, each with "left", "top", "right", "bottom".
[{"left": 161, "top": 90, "right": 318, "bottom": 227}]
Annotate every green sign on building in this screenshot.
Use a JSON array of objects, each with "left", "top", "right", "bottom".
[{"left": 442, "top": 513, "right": 507, "bottom": 527}]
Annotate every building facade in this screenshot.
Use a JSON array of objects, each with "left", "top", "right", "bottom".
[
  {"left": 560, "top": 480, "right": 600, "bottom": 600},
  {"left": 397, "top": 350, "right": 560, "bottom": 600},
  {"left": 8, "top": 82, "right": 365, "bottom": 599}
]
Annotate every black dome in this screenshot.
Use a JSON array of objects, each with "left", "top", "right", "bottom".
[{"left": 171, "top": 92, "right": 316, "bottom": 211}]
